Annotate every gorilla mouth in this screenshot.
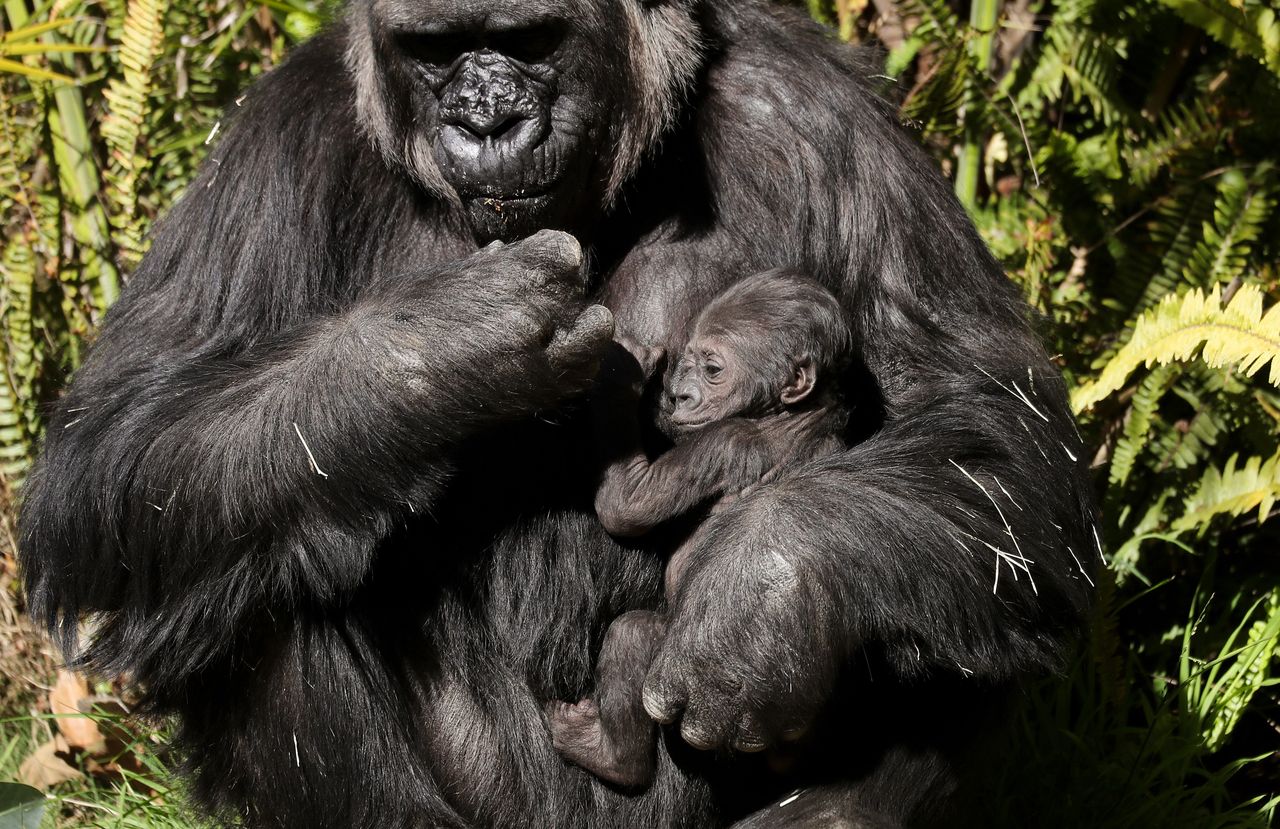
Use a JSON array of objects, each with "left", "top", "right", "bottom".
[
  {"left": 668, "top": 414, "right": 712, "bottom": 432},
  {"left": 435, "top": 117, "right": 573, "bottom": 204},
  {"left": 463, "top": 187, "right": 553, "bottom": 202},
  {"left": 471, "top": 192, "right": 552, "bottom": 214}
]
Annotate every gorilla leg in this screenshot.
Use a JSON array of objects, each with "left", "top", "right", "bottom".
[{"left": 546, "top": 609, "right": 666, "bottom": 787}]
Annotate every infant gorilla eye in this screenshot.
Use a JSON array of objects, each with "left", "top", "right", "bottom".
[{"left": 704, "top": 364, "right": 721, "bottom": 376}]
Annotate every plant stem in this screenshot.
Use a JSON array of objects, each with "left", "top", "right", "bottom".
[{"left": 955, "top": 0, "right": 1000, "bottom": 211}]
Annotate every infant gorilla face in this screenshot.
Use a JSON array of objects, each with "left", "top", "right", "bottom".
[
  {"left": 665, "top": 333, "right": 758, "bottom": 431},
  {"left": 659, "top": 269, "right": 851, "bottom": 436}
]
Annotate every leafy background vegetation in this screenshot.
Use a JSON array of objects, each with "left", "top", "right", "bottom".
[{"left": 1, "top": 0, "right": 1278, "bottom": 825}]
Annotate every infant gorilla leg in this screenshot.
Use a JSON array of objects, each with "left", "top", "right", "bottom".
[{"left": 547, "top": 610, "right": 666, "bottom": 788}]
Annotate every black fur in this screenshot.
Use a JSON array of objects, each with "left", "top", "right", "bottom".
[{"left": 19, "top": 1, "right": 1097, "bottom": 827}]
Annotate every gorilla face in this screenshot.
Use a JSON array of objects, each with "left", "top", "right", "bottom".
[
  {"left": 388, "top": 1, "right": 609, "bottom": 240},
  {"left": 348, "top": 0, "right": 703, "bottom": 242}
]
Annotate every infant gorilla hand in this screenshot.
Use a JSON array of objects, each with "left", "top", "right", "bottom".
[{"left": 641, "top": 495, "right": 845, "bottom": 753}]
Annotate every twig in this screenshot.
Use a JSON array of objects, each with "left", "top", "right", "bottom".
[{"left": 292, "top": 422, "right": 329, "bottom": 479}]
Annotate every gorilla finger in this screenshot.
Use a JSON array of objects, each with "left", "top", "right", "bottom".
[
  {"left": 641, "top": 661, "right": 687, "bottom": 725},
  {"left": 515, "top": 230, "right": 584, "bottom": 286},
  {"left": 777, "top": 720, "right": 813, "bottom": 743},
  {"left": 546, "top": 305, "right": 614, "bottom": 370},
  {"left": 731, "top": 711, "right": 769, "bottom": 753},
  {"left": 678, "top": 696, "right": 736, "bottom": 751}
]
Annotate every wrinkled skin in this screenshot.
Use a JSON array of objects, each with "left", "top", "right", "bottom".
[
  {"left": 354, "top": 0, "right": 686, "bottom": 241},
  {"left": 18, "top": 0, "right": 1096, "bottom": 827}
]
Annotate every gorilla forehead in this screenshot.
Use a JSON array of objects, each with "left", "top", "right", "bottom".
[{"left": 371, "top": 0, "right": 610, "bottom": 31}]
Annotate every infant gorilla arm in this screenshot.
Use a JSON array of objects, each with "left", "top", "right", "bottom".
[{"left": 594, "top": 395, "right": 776, "bottom": 539}]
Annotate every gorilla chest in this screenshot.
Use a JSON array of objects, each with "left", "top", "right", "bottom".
[{"left": 425, "top": 414, "right": 666, "bottom": 673}]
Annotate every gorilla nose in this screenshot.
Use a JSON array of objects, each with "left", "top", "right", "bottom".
[{"left": 673, "top": 388, "right": 700, "bottom": 409}]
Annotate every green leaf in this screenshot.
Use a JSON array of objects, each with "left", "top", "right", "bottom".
[
  {"left": 1174, "top": 451, "right": 1280, "bottom": 531},
  {"left": 1184, "top": 165, "right": 1276, "bottom": 289},
  {"left": 0, "top": 782, "right": 46, "bottom": 829},
  {"left": 283, "top": 9, "right": 321, "bottom": 42},
  {"left": 0, "top": 55, "right": 74, "bottom": 82},
  {"left": 1155, "top": 0, "right": 1280, "bottom": 75},
  {"left": 0, "top": 42, "right": 107, "bottom": 56},
  {"left": 0, "top": 16, "right": 75, "bottom": 42}
]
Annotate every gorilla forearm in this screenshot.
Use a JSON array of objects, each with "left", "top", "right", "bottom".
[
  {"left": 595, "top": 419, "right": 772, "bottom": 537},
  {"left": 745, "top": 408, "right": 1092, "bottom": 679},
  {"left": 643, "top": 345, "right": 1096, "bottom": 747},
  {"left": 20, "top": 233, "right": 605, "bottom": 686},
  {"left": 19, "top": 310, "right": 439, "bottom": 682}
]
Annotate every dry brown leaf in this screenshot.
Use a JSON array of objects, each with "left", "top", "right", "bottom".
[
  {"left": 18, "top": 735, "right": 84, "bottom": 789},
  {"left": 48, "top": 669, "right": 106, "bottom": 753}
]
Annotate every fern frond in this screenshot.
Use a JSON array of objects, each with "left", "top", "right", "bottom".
[
  {"left": 0, "top": 84, "right": 46, "bottom": 484},
  {"left": 1109, "top": 364, "right": 1178, "bottom": 486},
  {"left": 1023, "top": 25, "right": 1129, "bottom": 126},
  {"left": 1155, "top": 0, "right": 1280, "bottom": 76},
  {"left": 1174, "top": 451, "right": 1280, "bottom": 531},
  {"left": 903, "top": 43, "right": 972, "bottom": 136},
  {"left": 1074, "top": 283, "right": 1280, "bottom": 412},
  {"left": 1124, "top": 99, "right": 1220, "bottom": 188},
  {"left": 1184, "top": 165, "right": 1276, "bottom": 288},
  {"left": 1130, "top": 180, "right": 1218, "bottom": 314},
  {"left": 101, "top": 0, "right": 169, "bottom": 268},
  {"left": 0, "top": 236, "right": 38, "bottom": 484},
  {"left": 900, "top": 0, "right": 962, "bottom": 42}
]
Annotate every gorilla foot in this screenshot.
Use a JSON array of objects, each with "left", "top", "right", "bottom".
[{"left": 545, "top": 699, "right": 655, "bottom": 789}]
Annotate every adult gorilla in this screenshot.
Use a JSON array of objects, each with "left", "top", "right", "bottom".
[{"left": 19, "top": 0, "right": 1096, "bottom": 826}]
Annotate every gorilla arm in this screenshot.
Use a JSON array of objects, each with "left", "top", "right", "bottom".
[
  {"left": 594, "top": 418, "right": 774, "bottom": 538},
  {"left": 18, "top": 82, "right": 610, "bottom": 699},
  {"left": 633, "top": 4, "right": 1097, "bottom": 756},
  {"left": 640, "top": 313, "right": 1098, "bottom": 754}
]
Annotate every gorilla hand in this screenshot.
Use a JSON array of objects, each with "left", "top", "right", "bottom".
[
  {"left": 374, "top": 229, "right": 614, "bottom": 420},
  {"left": 641, "top": 490, "right": 847, "bottom": 753}
]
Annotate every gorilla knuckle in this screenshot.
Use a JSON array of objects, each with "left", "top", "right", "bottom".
[
  {"left": 679, "top": 717, "right": 722, "bottom": 751},
  {"left": 641, "top": 678, "right": 682, "bottom": 725},
  {"left": 513, "top": 230, "right": 584, "bottom": 278}
]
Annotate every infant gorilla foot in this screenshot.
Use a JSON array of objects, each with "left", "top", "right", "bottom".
[{"left": 545, "top": 699, "right": 654, "bottom": 789}]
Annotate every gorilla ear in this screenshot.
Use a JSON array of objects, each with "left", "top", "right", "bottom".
[{"left": 780, "top": 357, "right": 816, "bottom": 406}]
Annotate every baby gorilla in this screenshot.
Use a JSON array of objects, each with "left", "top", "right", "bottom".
[{"left": 547, "top": 269, "right": 854, "bottom": 788}]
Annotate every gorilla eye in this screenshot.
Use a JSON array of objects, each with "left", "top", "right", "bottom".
[
  {"left": 491, "top": 23, "right": 563, "bottom": 64},
  {"left": 400, "top": 32, "right": 476, "bottom": 67},
  {"left": 704, "top": 363, "right": 722, "bottom": 378}
]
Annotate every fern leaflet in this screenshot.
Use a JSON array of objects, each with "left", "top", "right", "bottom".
[{"left": 1074, "top": 283, "right": 1280, "bottom": 412}]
